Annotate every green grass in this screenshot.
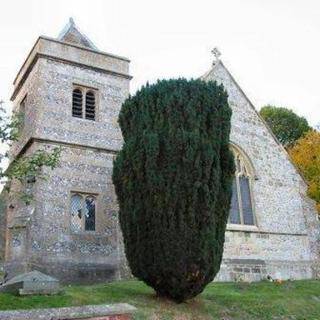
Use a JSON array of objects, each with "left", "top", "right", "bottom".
[{"left": 0, "top": 280, "right": 319, "bottom": 319}]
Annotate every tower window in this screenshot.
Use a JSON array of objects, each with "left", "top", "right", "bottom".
[
  {"left": 85, "top": 91, "right": 95, "bottom": 120},
  {"left": 229, "top": 145, "right": 255, "bottom": 226},
  {"left": 70, "top": 192, "right": 96, "bottom": 232},
  {"left": 72, "top": 86, "right": 97, "bottom": 121},
  {"left": 72, "top": 89, "right": 83, "bottom": 118}
]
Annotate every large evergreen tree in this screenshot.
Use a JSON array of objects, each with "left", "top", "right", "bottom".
[{"left": 113, "top": 79, "right": 234, "bottom": 302}]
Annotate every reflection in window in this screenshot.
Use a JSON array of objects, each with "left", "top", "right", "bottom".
[
  {"left": 84, "top": 196, "right": 96, "bottom": 231},
  {"left": 71, "top": 193, "right": 96, "bottom": 231},
  {"left": 229, "top": 146, "right": 255, "bottom": 226}
]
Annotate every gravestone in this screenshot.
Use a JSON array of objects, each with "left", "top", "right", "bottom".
[{"left": 0, "top": 270, "right": 60, "bottom": 295}]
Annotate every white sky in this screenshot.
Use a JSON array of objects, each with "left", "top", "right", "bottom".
[{"left": 0, "top": 0, "right": 320, "bottom": 126}]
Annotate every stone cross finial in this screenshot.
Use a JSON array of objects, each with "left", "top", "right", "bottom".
[
  {"left": 211, "top": 47, "right": 221, "bottom": 62},
  {"left": 69, "top": 17, "right": 75, "bottom": 26}
]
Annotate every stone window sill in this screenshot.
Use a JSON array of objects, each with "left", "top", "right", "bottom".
[
  {"left": 72, "top": 116, "right": 98, "bottom": 123},
  {"left": 69, "top": 231, "right": 112, "bottom": 238},
  {"left": 70, "top": 230, "right": 101, "bottom": 237},
  {"left": 226, "top": 223, "right": 259, "bottom": 232}
]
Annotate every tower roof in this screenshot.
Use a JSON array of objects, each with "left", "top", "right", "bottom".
[{"left": 57, "top": 17, "right": 98, "bottom": 50}]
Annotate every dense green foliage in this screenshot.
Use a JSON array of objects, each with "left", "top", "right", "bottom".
[
  {"left": 113, "top": 79, "right": 234, "bottom": 302},
  {"left": 259, "top": 105, "right": 311, "bottom": 147},
  {"left": 1, "top": 280, "right": 320, "bottom": 320}
]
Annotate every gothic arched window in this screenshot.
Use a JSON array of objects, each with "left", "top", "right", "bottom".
[
  {"left": 229, "top": 145, "right": 255, "bottom": 226},
  {"left": 71, "top": 193, "right": 96, "bottom": 231}
]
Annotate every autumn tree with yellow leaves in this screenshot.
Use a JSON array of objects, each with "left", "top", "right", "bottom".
[{"left": 289, "top": 130, "right": 320, "bottom": 214}]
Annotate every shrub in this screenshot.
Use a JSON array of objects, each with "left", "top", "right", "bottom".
[{"left": 113, "top": 79, "right": 234, "bottom": 302}]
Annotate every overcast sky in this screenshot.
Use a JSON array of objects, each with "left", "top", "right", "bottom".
[{"left": 0, "top": 0, "right": 319, "bottom": 126}]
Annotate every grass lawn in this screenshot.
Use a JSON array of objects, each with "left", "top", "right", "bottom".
[{"left": 0, "top": 280, "right": 319, "bottom": 319}]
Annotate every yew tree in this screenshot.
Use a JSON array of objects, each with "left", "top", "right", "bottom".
[{"left": 113, "top": 79, "right": 234, "bottom": 302}]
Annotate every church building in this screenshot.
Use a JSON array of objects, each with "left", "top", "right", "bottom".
[{"left": 3, "top": 20, "right": 320, "bottom": 283}]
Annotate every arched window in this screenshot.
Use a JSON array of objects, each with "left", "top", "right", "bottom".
[
  {"left": 229, "top": 145, "right": 255, "bottom": 226},
  {"left": 85, "top": 91, "right": 95, "bottom": 120},
  {"left": 72, "top": 86, "right": 97, "bottom": 120},
  {"left": 70, "top": 193, "right": 96, "bottom": 231},
  {"left": 72, "top": 89, "right": 83, "bottom": 118}
]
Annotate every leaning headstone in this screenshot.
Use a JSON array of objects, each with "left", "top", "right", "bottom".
[{"left": 0, "top": 270, "right": 60, "bottom": 295}]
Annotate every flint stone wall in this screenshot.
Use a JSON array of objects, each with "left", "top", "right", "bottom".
[
  {"left": 204, "top": 61, "right": 320, "bottom": 281},
  {"left": 5, "top": 36, "right": 129, "bottom": 283}
]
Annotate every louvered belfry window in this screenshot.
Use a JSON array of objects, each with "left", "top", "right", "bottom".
[
  {"left": 71, "top": 193, "right": 96, "bottom": 232},
  {"left": 85, "top": 91, "right": 95, "bottom": 120},
  {"left": 72, "top": 86, "right": 96, "bottom": 120},
  {"left": 228, "top": 146, "right": 255, "bottom": 226},
  {"left": 72, "top": 89, "right": 83, "bottom": 118}
]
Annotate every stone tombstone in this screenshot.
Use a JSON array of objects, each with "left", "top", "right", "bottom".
[{"left": 0, "top": 270, "right": 60, "bottom": 295}]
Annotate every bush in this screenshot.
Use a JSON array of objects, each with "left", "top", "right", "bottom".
[{"left": 113, "top": 79, "right": 234, "bottom": 302}]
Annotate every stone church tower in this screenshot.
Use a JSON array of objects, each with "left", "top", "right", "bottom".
[
  {"left": 5, "top": 19, "right": 131, "bottom": 283},
  {"left": 3, "top": 20, "right": 319, "bottom": 283}
]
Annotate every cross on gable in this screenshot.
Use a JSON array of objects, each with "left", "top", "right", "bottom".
[{"left": 211, "top": 47, "right": 221, "bottom": 61}]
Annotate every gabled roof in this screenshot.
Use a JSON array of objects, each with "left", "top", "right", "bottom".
[
  {"left": 58, "top": 17, "right": 98, "bottom": 50},
  {"left": 201, "top": 59, "right": 309, "bottom": 186}
]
